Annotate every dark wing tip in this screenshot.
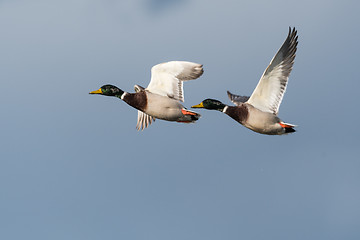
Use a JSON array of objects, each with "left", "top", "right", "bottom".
[
  {"left": 227, "top": 90, "right": 232, "bottom": 98},
  {"left": 283, "top": 26, "right": 299, "bottom": 63},
  {"left": 227, "top": 90, "right": 250, "bottom": 105},
  {"left": 227, "top": 90, "right": 237, "bottom": 102}
]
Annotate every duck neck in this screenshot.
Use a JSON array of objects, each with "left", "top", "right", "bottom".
[
  {"left": 221, "top": 105, "right": 228, "bottom": 113},
  {"left": 114, "top": 90, "right": 125, "bottom": 99},
  {"left": 214, "top": 103, "right": 227, "bottom": 112}
]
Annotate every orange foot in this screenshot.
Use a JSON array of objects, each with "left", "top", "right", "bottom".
[
  {"left": 181, "top": 109, "right": 197, "bottom": 116},
  {"left": 279, "top": 122, "right": 293, "bottom": 128}
]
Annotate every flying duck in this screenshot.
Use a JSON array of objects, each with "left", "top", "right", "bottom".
[
  {"left": 192, "top": 27, "right": 298, "bottom": 135},
  {"left": 90, "top": 61, "right": 203, "bottom": 130}
]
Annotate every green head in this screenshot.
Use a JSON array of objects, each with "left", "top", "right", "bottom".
[
  {"left": 89, "top": 84, "right": 124, "bottom": 98},
  {"left": 191, "top": 99, "right": 226, "bottom": 111}
]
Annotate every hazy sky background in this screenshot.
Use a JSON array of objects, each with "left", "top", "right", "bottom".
[{"left": 1, "top": 0, "right": 359, "bottom": 239}]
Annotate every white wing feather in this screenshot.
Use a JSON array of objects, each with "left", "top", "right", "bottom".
[
  {"left": 247, "top": 27, "right": 298, "bottom": 115},
  {"left": 146, "top": 61, "right": 203, "bottom": 102},
  {"left": 136, "top": 111, "right": 155, "bottom": 131}
]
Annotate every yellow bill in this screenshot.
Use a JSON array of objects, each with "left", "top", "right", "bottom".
[
  {"left": 89, "top": 88, "right": 103, "bottom": 94},
  {"left": 191, "top": 102, "right": 204, "bottom": 108}
]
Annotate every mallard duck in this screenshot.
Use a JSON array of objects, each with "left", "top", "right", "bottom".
[
  {"left": 90, "top": 61, "right": 203, "bottom": 130},
  {"left": 192, "top": 27, "right": 298, "bottom": 135}
]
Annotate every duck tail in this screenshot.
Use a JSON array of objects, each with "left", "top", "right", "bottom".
[{"left": 279, "top": 122, "right": 296, "bottom": 133}]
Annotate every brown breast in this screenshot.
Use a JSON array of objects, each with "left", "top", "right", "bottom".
[
  {"left": 122, "top": 91, "right": 148, "bottom": 112},
  {"left": 225, "top": 105, "right": 249, "bottom": 124}
]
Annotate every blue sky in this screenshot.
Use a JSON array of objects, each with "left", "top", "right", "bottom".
[{"left": 1, "top": 0, "right": 360, "bottom": 239}]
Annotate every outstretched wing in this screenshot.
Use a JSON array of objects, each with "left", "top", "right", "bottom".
[
  {"left": 247, "top": 27, "right": 298, "bottom": 114},
  {"left": 227, "top": 91, "right": 250, "bottom": 106},
  {"left": 133, "top": 84, "right": 155, "bottom": 130},
  {"left": 146, "top": 61, "right": 203, "bottom": 102},
  {"left": 136, "top": 111, "right": 155, "bottom": 131}
]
